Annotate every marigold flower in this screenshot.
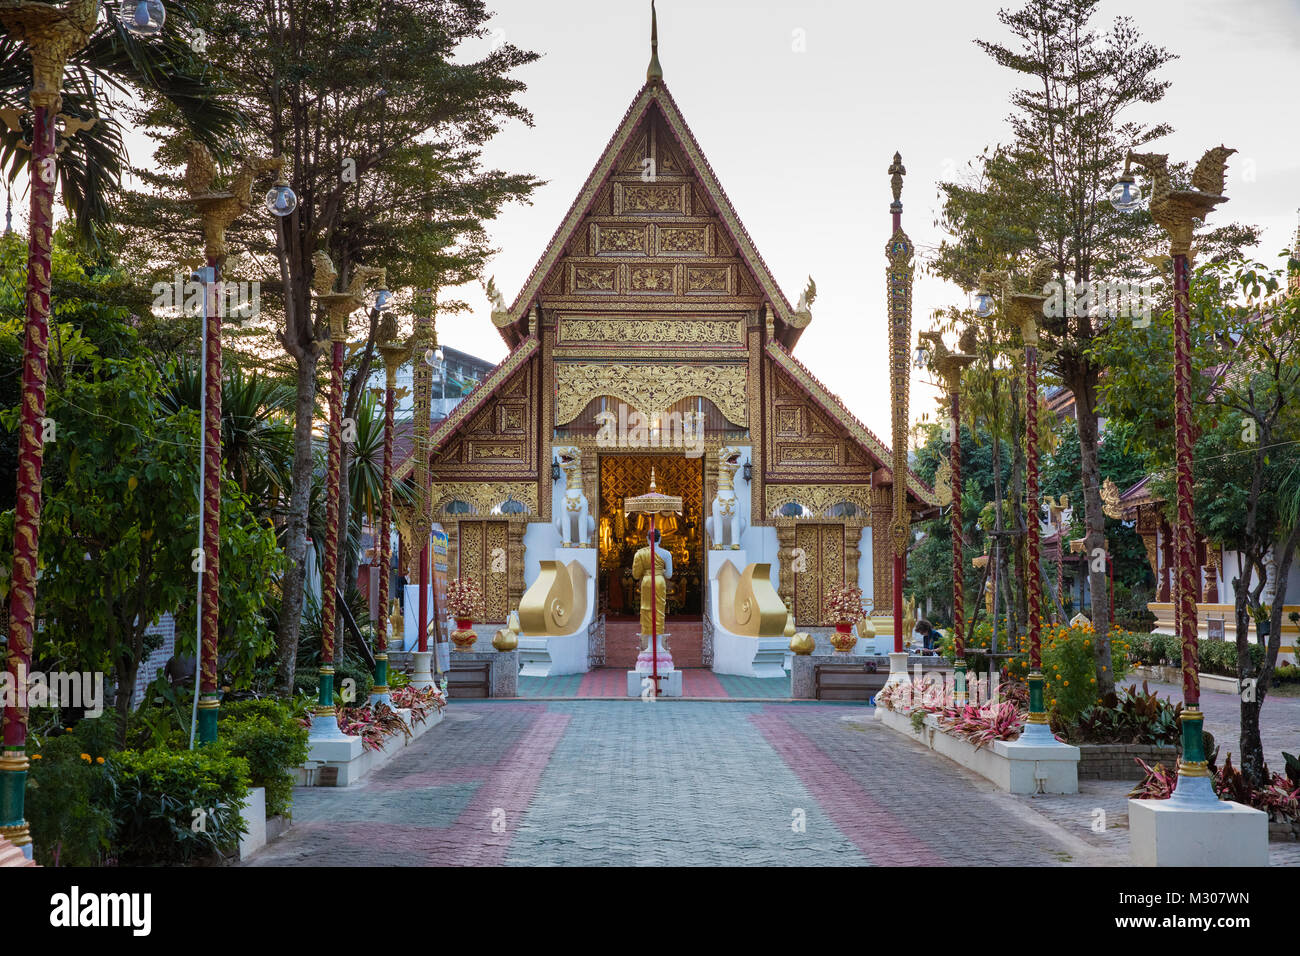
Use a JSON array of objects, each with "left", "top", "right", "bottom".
[
  {"left": 80, "top": 753, "right": 91, "bottom": 762},
  {"left": 30, "top": 754, "right": 41, "bottom": 760},
  {"left": 96, "top": 757, "right": 105, "bottom": 765}
]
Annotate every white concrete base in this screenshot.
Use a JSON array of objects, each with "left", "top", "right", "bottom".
[
  {"left": 993, "top": 737, "right": 1081, "bottom": 794},
  {"left": 627, "top": 669, "right": 683, "bottom": 697},
  {"left": 876, "top": 706, "right": 1080, "bottom": 794},
  {"left": 1129, "top": 796, "right": 1269, "bottom": 866},
  {"left": 883, "top": 651, "right": 911, "bottom": 689},
  {"left": 238, "top": 786, "right": 267, "bottom": 860},
  {"left": 298, "top": 706, "right": 445, "bottom": 787},
  {"left": 517, "top": 630, "right": 589, "bottom": 677},
  {"left": 712, "top": 629, "right": 788, "bottom": 677},
  {"left": 410, "top": 650, "right": 435, "bottom": 689},
  {"left": 307, "top": 732, "right": 363, "bottom": 766}
]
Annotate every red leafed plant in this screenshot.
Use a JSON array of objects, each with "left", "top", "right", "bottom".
[
  {"left": 1129, "top": 759, "right": 1178, "bottom": 799},
  {"left": 1130, "top": 753, "right": 1300, "bottom": 823},
  {"left": 936, "top": 701, "right": 1023, "bottom": 750},
  {"left": 390, "top": 684, "right": 447, "bottom": 725}
]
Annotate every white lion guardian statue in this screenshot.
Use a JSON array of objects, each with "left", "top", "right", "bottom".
[
  {"left": 707, "top": 447, "right": 746, "bottom": 550},
  {"left": 553, "top": 445, "right": 594, "bottom": 547}
]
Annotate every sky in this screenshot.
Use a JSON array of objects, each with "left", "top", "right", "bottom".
[
  {"left": 16, "top": 0, "right": 1300, "bottom": 440},
  {"left": 435, "top": 0, "right": 1300, "bottom": 438}
]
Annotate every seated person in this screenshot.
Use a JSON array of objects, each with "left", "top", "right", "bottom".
[{"left": 914, "top": 619, "right": 941, "bottom": 654}]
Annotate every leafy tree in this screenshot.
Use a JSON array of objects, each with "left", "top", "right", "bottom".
[
  {"left": 0, "top": 236, "right": 283, "bottom": 740},
  {"left": 932, "top": 0, "right": 1258, "bottom": 693},
  {"left": 116, "top": 0, "right": 541, "bottom": 693},
  {"left": 0, "top": 1, "right": 240, "bottom": 248},
  {"left": 1099, "top": 257, "right": 1300, "bottom": 785}
]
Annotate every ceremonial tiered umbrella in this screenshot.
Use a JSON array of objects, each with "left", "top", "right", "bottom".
[{"left": 623, "top": 469, "right": 682, "bottom": 697}]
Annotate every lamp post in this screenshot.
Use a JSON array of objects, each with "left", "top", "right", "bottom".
[
  {"left": 309, "top": 253, "right": 385, "bottom": 738},
  {"left": 918, "top": 331, "right": 975, "bottom": 705},
  {"left": 372, "top": 304, "right": 408, "bottom": 708},
  {"left": 1007, "top": 275, "right": 1054, "bottom": 740},
  {"left": 0, "top": 0, "right": 104, "bottom": 857},
  {"left": 1117, "top": 147, "right": 1234, "bottom": 803},
  {"left": 182, "top": 144, "right": 290, "bottom": 747},
  {"left": 397, "top": 291, "right": 438, "bottom": 689},
  {"left": 884, "top": 151, "right": 914, "bottom": 688}
]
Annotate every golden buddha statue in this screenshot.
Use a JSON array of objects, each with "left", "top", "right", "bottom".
[
  {"left": 387, "top": 599, "right": 404, "bottom": 644},
  {"left": 631, "top": 528, "right": 673, "bottom": 637}
]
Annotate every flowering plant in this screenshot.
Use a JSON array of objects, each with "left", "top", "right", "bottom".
[
  {"left": 824, "top": 584, "right": 865, "bottom": 627},
  {"left": 445, "top": 576, "right": 482, "bottom": 619}
]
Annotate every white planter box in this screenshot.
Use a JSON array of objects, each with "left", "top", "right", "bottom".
[
  {"left": 1129, "top": 797, "right": 1268, "bottom": 866},
  {"left": 296, "top": 706, "right": 446, "bottom": 787},
  {"left": 876, "top": 705, "right": 1079, "bottom": 794},
  {"left": 238, "top": 787, "right": 267, "bottom": 860}
]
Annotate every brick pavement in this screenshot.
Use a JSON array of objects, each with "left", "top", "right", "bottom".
[
  {"left": 245, "top": 700, "right": 1132, "bottom": 867},
  {"left": 523, "top": 668, "right": 748, "bottom": 698}
]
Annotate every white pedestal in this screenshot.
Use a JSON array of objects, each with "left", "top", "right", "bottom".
[
  {"left": 410, "top": 650, "right": 435, "bottom": 689},
  {"left": 1129, "top": 796, "right": 1269, "bottom": 866},
  {"left": 993, "top": 737, "right": 1081, "bottom": 794},
  {"left": 307, "top": 733, "right": 363, "bottom": 765},
  {"left": 627, "top": 669, "right": 683, "bottom": 697},
  {"left": 883, "top": 651, "right": 911, "bottom": 688}
]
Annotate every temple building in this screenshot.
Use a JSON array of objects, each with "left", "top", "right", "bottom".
[{"left": 393, "top": 20, "right": 936, "bottom": 676}]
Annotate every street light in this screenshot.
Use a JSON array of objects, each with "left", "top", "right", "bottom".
[
  {"left": 265, "top": 176, "right": 298, "bottom": 217},
  {"left": 120, "top": 0, "right": 163, "bottom": 35},
  {"left": 0, "top": 0, "right": 122, "bottom": 860},
  {"left": 1115, "top": 147, "right": 1234, "bottom": 805},
  {"left": 309, "top": 253, "right": 385, "bottom": 742},
  {"left": 919, "top": 329, "right": 975, "bottom": 705},
  {"left": 373, "top": 309, "right": 409, "bottom": 709},
  {"left": 973, "top": 290, "right": 996, "bottom": 318},
  {"left": 1006, "top": 268, "right": 1058, "bottom": 741},
  {"left": 181, "top": 144, "right": 288, "bottom": 748},
  {"left": 1108, "top": 156, "right": 1144, "bottom": 214}
]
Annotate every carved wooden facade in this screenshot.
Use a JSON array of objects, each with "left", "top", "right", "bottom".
[{"left": 394, "top": 76, "right": 937, "bottom": 626}]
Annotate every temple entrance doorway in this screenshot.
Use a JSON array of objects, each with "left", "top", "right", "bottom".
[{"left": 596, "top": 453, "right": 704, "bottom": 668}]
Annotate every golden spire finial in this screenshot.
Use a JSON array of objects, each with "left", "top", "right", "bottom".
[
  {"left": 649, "top": 467, "right": 657, "bottom": 491},
  {"left": 646, "top": 0, "right": 663, "bottom": 84},
  {"left": 888, "top": 152, "right": 906, "bottom": 205}
]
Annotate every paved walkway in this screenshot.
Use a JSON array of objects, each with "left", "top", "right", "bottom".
[
  {"left": 247, "top": 700, "right": 1117, "bottom": 867},
  {"left": 518, "top": 669, "right": 790, "bottom": 699}
]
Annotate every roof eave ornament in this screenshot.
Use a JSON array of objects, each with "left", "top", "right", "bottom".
[{"left": 646, "top": 0, "right": 664, "bottom": 84}]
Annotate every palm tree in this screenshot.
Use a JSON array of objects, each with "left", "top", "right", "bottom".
[
  {"left": 0, "top": 1, "right": 242, "bottom": 248},
  {"left": 159, "top": 356, "right": 295, "bottom": 513},
  {"left": 343, "top": 388, "right": 413, "bottom": 588}
]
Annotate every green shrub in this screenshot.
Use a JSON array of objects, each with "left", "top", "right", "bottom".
[
  {"left": 110, "top": 747, "right": 249, "bottom": 866},
  {"left": 25, "top": 730, "right": 115, "bottom": 867},
  {"left": 219, "top": 700, "right": 309, "bottom": 819},
  {"left": 944, "top": 621, "right": 1134, "bottom": 724},
  {"left": 1064, "top": 682, "right": 1182, "bottom": 745}
]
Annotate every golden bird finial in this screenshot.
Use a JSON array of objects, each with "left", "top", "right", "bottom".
[{"left": 647, "top": 1, "right": 663, "bottom": 83}]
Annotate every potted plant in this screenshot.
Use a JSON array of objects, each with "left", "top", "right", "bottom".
[
  {"left": 825, "top": 584, "right": 866, "bottom": 653},
  {"left": 446, "top": 576, "right": 483, "bottom": 651}
]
